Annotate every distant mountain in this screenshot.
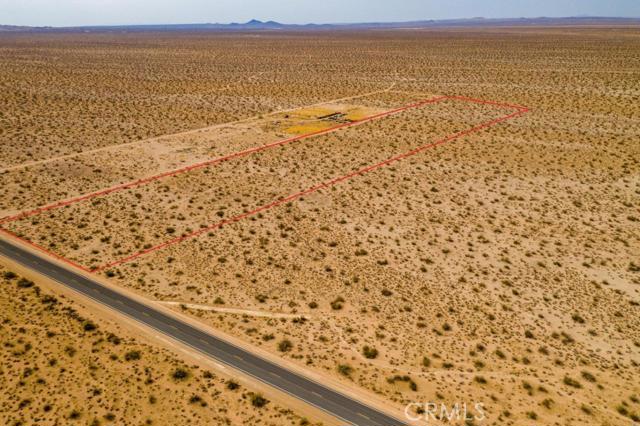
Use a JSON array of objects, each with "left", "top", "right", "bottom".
[
  {"left": 1, "top": 17, "right": 639, "bottom": 33},
  {"left": 238, "top": 19, "right": 284, "bottom": 29}
]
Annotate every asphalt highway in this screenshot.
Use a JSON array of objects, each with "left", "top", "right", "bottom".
[{"left": 0, "top": 237, "right": 406, "bottom": 426}]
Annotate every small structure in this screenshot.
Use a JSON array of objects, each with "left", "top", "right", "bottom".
[{"left": 318, "top": 112, "right": 348, "bottom": 121}]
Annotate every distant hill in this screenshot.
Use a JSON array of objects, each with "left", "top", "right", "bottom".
[{"left": 1, "top": 17, "right": 639, "bottom": 33}]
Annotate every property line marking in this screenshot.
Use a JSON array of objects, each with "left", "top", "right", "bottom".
[
  {"left": 0, "top": 95, "right": 447, "bottom": 225},
  {"left": 0, "top": 83, "right": 398, "bottom": 174},
  {"left": 0, "top": 226, "right": 93, "bottom": 273},
  {"left": 92, "top": 99, "right": 528, "bottom": 273},
  {"left": 0, "top": 95, "right": 529, "bottom": 274}
]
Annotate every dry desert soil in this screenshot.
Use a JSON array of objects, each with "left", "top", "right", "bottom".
[{"left": 1, "top": 27, "right": 639, "bottom": 425}]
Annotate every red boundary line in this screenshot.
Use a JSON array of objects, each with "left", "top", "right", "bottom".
[
  {"left": 0, "top": 226, "right": 93, "bottom": 273},
  {"left": 0, "top": 95, "right": 452, "bottom": 225},
  {"left": 0, "top": 95, "right": 529, "bottom": 273}
]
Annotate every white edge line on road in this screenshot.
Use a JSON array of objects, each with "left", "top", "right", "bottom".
[{"left": 0, "top": 242, "right": 405, "bottom": 426}]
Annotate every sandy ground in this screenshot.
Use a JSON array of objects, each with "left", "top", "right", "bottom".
[
  {"left": 1, "top": 27, "right": 639, "bottom": 425},
  {"left": 0, "top": 261, "right": 327, "bottom": 426}
]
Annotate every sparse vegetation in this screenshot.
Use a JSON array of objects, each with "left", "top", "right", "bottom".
[
  {"left": 124, "top": 350, "right": 142, "bottom": 361},
  {"left": 278, "top": 339, "right": 293, "bottom": 353},
  {"left": 171, "top": 368, "right": 189, "bottom": 381},
  {"left": 250, "top": 393, "right": 269, "bottom": 408},
  {"left": 362, "top": 346, "right": 379, "bottom": 359},
  {"left": 0, "top": 26, "right": 637, "bottom": 426},
  {"left": 0, "top": 268, "right": 309, "bottom": 425},
  {"left": 563, "top": 376, "right": 582, "bottom": 389},
  {"left": 337, "top": 364, "right": 353, "bottom": 377}
]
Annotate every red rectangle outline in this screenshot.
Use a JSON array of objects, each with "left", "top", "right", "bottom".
[{"left": 0, "top": 95, "right": 529, "bottom": 274}]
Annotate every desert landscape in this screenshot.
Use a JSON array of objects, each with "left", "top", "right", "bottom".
[
  {"left": 0, "top": 266, "right": 317, "bottom": 426},
  {"left": 1, "top": 25, "right": 639, "bottom": 425}
]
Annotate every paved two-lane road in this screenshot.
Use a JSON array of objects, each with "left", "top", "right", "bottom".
[{"left": 0, "top": 237, "right": 406, "bottom": 426}]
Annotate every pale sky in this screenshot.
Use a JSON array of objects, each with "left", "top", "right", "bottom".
[{"left": 1, "top": 0, "right": 638, "bottom": 27}]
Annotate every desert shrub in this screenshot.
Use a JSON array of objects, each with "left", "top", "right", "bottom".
[
  {"left": 330, "top": 296, "right": 345, "bottom": 310},
  {"left": 278, "top": 339, "right": 293, "bottom": 352},
  {"left": 42, "top": 294, "right": 58, "bottom": 304},
  {"left": 362, "top": 345, "right": 378, "bottom": 359},
  {"left": 171, "top": 368, "right": 189, "bottom": 381},
  {"left": 17, "top": 278, "right": 34, "bottom": 288},
  {"left": 124, "top": 350, "right": 141, "bottom": 361},
  {"left": 250, "top": 393, "right": 269, "bottom": 408},
  {"left": 542, "top": 398, "right": 554, "bottom": 409},
  {"left": 563, "top": 376, "right": 581, "bottom": 388},
  {"left": 3, "top": 271, "right": 17, "bottom": 280},
  {"left": 387, "top": 375, "right": 417, "bottom": 391},
  {"left": 83, "top": 321, "right": 97, "bottom": 332},
  {"left": 107, "top": 333, "right": 121, "bottom": 345},
  {"left": 189, "top": 395, "right": 204, "bottom": 404},
  {"left": 572, "top": 313, "right": 586, "bottom": 324},
  {"left": 581, "top": 371, "right": 596, "bottom": 382},
  {"left": 337, "top": 364, "right": 353, "bottom": 376}
]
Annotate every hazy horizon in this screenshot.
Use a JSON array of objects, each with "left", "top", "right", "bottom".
[{"left": 1, "top": 0, "right": 639, "bottom": 27}]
